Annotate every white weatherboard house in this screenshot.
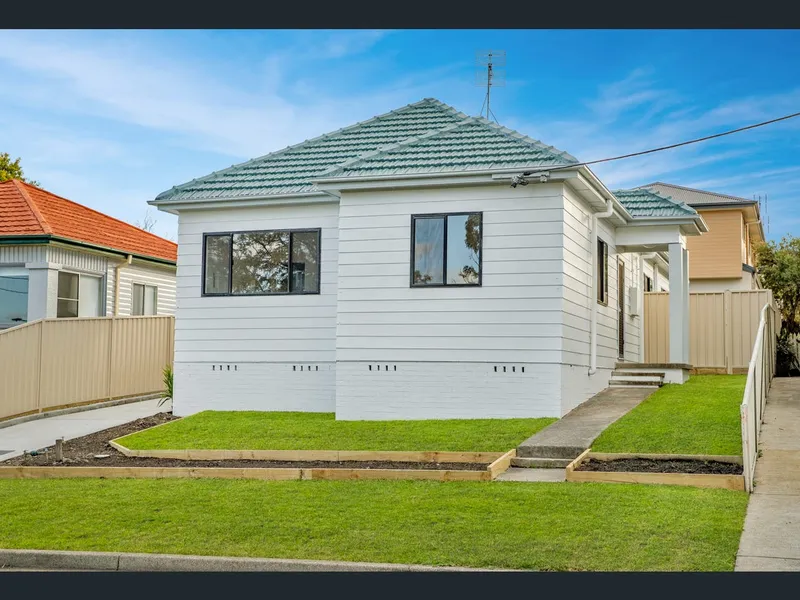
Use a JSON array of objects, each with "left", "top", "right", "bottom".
[{"left": 151, "top": 98, "right": 706, "bottom": 420}]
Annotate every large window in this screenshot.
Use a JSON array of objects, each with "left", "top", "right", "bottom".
[
  {"left": 597, "top": 238, "right": 609, "bottom": 305},
  {"left": 411, "top": 213, "right": 482, "bottom": 287},
  {"left": 0, "top": 268, "right": 28, "bottom": 329},
  {"left": 203, "top": 229, "right": 321, "bottom": 296},
  {"left": 132, "top": 283, "right": 158, "bottom": 315},
  {"left": 57, "top": 272, "right": 102, "bottom": 318}
]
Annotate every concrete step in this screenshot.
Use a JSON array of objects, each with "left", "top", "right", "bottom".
[
  {"left": 612, "top": 371, "right": 665, "bottom": 378},
  {"left": 609, "top": 375, "right": 663, "bottom": 385},
  {"left": 608, "top": 380, "right": 663, "bottom": 388},
  {"left": 515, "top": 445, "right": 585, "bottom": 460},
  {"left": 510, "top": 457, "right": 573, "bottom": 469}
]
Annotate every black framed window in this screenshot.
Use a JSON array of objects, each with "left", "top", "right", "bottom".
[
  {"left": 643, "top": 274, "right": 653, "bottom": 292},
  {"left": 202, "top": 229, "right": 321, "bottom": 296},
  {"left": 411, "top": 212, "right": 482, "bottom": 287},
  {"left": 597, "top": 238, "right": 609, "bottom": 305}
]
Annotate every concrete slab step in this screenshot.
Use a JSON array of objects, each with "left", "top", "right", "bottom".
[
  {"left": 610, "top": 375, "right": 663, "bottom": 383},
  {"left": 608, "top": 380, "right": 662, "bottom": 387},
  {"left": 510, "top": 457, "right": 573, "bottom": 469},
  {"left": 612, "top": 371, "right": 665, "bottom": 378},
  {"left": 515, "top": 444, "right": 585, "bottom": 459}
]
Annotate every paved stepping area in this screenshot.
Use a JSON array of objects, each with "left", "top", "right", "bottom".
[
  {"left": 494, "top": 467, "right": 566, "bottom": 482},
  {"left": 736, "top": 378, "right": 800, "bottom": 571},
  {"left": 516, "top": 387, "right": 656, "bottom": 460}
]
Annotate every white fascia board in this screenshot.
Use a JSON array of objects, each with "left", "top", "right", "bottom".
[
  {"left": 616, "top": 224, "right": 685, "bottom": 250},
  {"left": 626, "top": 217, "right": 707, "bottom": 236},
  {"left": 148, "top": 193, "right": 337, "bottom": 214}
]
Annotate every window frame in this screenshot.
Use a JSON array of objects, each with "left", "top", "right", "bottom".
[
  {"left": 409, "top": 212, "right": 483, "bottom": 288},
  {"left": 643, "top": 274, "right": 653, "bottom": 293},
  {"left": 56, "top": 270, "right": 104, "bottom": 318},
  {"left": 597, "top": 238, "right": 609, "bottom": 306},
  {"left": 56, "top": 271, "right": 80, "bottom": 318},
  {"left": 132, "top": 282, "right": 158, "bottom": 316},
  {"left": 201, "top": 228, "right": 322, "bottom": 297}
]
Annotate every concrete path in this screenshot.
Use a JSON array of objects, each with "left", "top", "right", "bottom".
[
  {"left": 494, "top": 467, "right": 566, "bottom": 482},
  {"left": 516, "top": 387, "right": 656, "bottom": 459},
  {"left": 736, "top": 378, "right": 800, "bottom": 571},
  {"left": 0, "top": 399, "right": 170, "bottom": 462}
]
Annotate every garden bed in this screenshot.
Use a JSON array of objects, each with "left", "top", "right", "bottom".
[
  {"left": 565, "top": 450, "right": 745, "bottom": 491},
  {"left": 1, "top": 415, "right": 514, "bottom": 482},
  {"left": 577, "top": 458, "right": 742, "bottom": 475}
]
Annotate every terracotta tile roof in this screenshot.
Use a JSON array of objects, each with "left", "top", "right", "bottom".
[{"left": 0, "top": 180, "right": 177, "bottom": 263}]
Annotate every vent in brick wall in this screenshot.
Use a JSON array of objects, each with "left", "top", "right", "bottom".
[
  {"left": 368, "top": 364, "right": 397, "bottom": 372},
  {"left": 492, "top": 365, "right": 525, "bottom": 374}
]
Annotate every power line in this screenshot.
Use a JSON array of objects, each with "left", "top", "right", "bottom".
[{"left": 518, "top": 110, "right": 800, "bottom": 178}]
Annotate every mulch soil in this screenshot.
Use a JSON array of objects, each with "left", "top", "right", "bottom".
[
  {"left": 577, "top": 457, "right": 743, "bottom": 475},
  {"left": 2, "top": 414, "right": 488, "bottom": 471}
]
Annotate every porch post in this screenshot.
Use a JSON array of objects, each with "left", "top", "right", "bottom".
[{"left": 668, "top": 243, "right": 689, "bottom": 364}]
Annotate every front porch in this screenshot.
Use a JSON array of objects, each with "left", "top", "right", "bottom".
[{"left": 617, "top": 223, "right": 694, "bottom": 383}]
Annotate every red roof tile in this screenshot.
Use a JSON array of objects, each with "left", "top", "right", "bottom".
[{"left": 0, "top": 180, "right": 177, "bottom": 263}]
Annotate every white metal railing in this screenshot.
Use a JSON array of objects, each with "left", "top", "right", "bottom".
[{"left": 740, "top": 303, "right": 778, "bottom": 492}]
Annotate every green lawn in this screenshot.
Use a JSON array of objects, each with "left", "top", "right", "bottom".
[
  {"left": 0, "top": 479, "right": 747, "bottom": 571},
  {"left": 117, "top": 411, "right": 557, "bottom": 452},
  {"left": 592, "top": 375, "right": 746, "bottom": 455}
]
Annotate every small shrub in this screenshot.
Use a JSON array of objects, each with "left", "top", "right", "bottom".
[
  {"left": 776, "top": 334, "right": 800, "bottom": 377},
  {"left": 159, "top": 365, "right": 173, "bottom": 408}
]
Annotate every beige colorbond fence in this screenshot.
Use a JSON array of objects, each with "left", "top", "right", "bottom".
[
  {"left": 644, "top": 289, "right": 779, "bottom": 372},
  {"left": 0, "top": 316, "right": 174, "bottom": 421}
]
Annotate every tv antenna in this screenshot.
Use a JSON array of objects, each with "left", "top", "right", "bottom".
[{"left": 476, "top": 50, "right": 505, "bottom": 123}]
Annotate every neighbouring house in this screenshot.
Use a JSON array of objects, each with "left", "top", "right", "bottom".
[
  {"left": 0, "top": 179, "right": 177, "bottom": 329},
  {"left": 633, "top": 182, "right": 765, "bottom": 292},
  {"left": 151, "top": 98, "right": 706, "bottom": 420}
]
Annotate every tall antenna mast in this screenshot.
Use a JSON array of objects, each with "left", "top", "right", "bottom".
[{"left": 476, "top": 50, "right": 505, "bottom": 122}]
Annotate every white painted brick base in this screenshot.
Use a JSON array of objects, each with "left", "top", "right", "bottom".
[
  {"left": 560, "top": 365, "right": 612, "bottom": 415},
  {"left": 335, "top": 362, "right": 561, "bottom": 420},
  {"left": 173, "top": 362, "right": 336, "bottom": 416}
]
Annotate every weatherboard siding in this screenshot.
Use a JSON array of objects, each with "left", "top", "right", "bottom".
[
  {"left": 113, "top": 263, "right": 177, "bottom": 316},
  {"left": 170, "top": 202, "right": 339, "bottom": 415},
  {"left": 687, "top": 209, "right": 744, "bottom": 279},
  {"left": 559, "top": 186, "right": 644, "bottom": 412},
  {"left": 333, "top": 183, "right": 567, "bottom": 419}
]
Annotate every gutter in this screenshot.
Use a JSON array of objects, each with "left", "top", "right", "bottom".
[
  {"left": 589, "top": 198, "right": 615, "bottom": 376},
  {"left": 0, "top": 235, "right": 176, "bottom": 267}
]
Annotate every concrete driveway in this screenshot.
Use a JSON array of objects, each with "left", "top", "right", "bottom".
[
  {"left": 736, "top": 378, "right": 800, "bottom": 571},
  {"left": 0, "top": 399, "right": 170, "bottom": 462}
]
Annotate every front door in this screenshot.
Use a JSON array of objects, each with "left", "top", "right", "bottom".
[{"left": 618, "top": 259, "right": 625, "bottom": 360}]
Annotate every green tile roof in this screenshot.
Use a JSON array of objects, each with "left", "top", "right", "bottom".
[
  {"left": 154, "top": 98, "right": 576, "bottom": 203},
  {"left": 613, "top": 188, "right": 698, "bottom": 218},
  {"left": 320, "top": 117, "right": 578, "bottom": 179}
]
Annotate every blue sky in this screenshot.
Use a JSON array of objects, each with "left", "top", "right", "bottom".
[{"left": 1, "top": 29, "right": 798, "bottom": 241}]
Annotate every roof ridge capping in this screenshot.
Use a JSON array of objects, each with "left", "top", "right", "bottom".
[
  {"left": 153, "top": 98, "right": 465, "bottom": 202},
  {"left": 9, "top": 179, "right": 53, "bottom": 234},
  {"left": 315, "top": 114, "right": 580, "bottom": 181},
  {"left": 471, "top": 115, "right": 580, "bottom": 164},
  {"left": 637, "top": 181, "right": 757, "bottom": 204},
  {"left": 614, "top": 187, "right": 698, "bottom": 217},
  {"left": 315, "top": 116, "right": 478, "bottom": 179}
]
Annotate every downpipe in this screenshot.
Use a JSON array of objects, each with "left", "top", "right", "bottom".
[{"left": 589, "top": 199, "right": 615, "bottom": 376}]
